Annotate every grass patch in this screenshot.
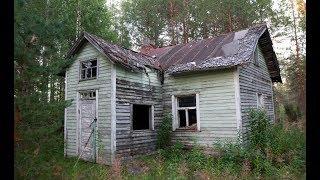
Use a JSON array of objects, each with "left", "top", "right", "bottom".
[{"left": 15, "top": 109, "right": 305, "bottom": 179}]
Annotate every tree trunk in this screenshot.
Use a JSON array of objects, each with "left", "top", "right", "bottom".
[
  {"left": 290, "top": 0, "right": 305, "bottom": 114},
  {"left": 182, "top": 0, "right": 189, "bottom": 43}
]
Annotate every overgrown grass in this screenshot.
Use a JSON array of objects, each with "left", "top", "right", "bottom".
[{"left": 15, "top": 109, "right": 305, "bottom": 179}]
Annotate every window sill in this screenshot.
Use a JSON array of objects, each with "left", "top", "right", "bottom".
[
  {"left": 79, "top": 78, "right": 97, "bottom": 82},
  {"left": 131, "top": 129, "right": 154, "bottom": 133},
  {"left": 174, "top": 127, "right": 199, "bottom": 132}
]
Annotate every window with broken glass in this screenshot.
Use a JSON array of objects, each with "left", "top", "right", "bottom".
[
  {"left": 80, "top": 59, "right": 97, "bottom": 80},
  {"left": 80, "top": 91, "right": 96, "bottom": 100},
  {"left": 177, "top": 95, "right": 197, "bottom": 130}
]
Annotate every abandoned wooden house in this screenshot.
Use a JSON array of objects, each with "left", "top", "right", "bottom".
[{"left": 62, "top": 23, "right": 281, "bottom": 165}]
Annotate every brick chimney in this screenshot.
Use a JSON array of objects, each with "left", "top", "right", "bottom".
[{"left": 140, "top": 37, "right": 157, "bottom": 55}]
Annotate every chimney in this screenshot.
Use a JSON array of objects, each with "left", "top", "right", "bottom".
[{"left": 140, "top": 37, "right": 157, "bottom": 55}]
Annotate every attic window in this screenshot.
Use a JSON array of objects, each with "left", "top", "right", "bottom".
[{"left": 80, "top": 59, "right": 97, "bottom": 80}]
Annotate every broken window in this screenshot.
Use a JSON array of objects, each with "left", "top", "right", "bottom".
[
  {"left": 177, "top": 95, "right": 197, "bottom": 129},
  {"left": 257, "top": 93, "right": 264, "bottom": 108},
  {"left": 132, "top": 104, "right": 152, "bottom": 130},
  {"left": 80, "top": 91, "right": 96, "bottom": 100},
  {"left": 80, "top": 59, "right": 97, "bottom": 80}
]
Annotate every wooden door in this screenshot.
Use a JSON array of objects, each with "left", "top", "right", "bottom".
[{"left": 79, "top": 91, "right": 96, "bottom": 162}]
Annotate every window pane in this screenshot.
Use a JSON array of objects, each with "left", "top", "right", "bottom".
[
  {"left": 81, "top": 70, "right": 86, "bottom": 79},
  {"left": 91, "top": 60, "right": 97, "bottom": 67},
  {"left": 86, "top": 68, "right": 92, "bottom": 78},
  {"left": 178, "top": 110, "right": 186, "bottom": 127},
  {"left": 81, "top": 63, "right": 87, "bottom": 69},
  {"left": 92, "top": 67, "right": 97, "bottom": 77},
  {"left": 188, "top": 109, "right": 197, "bottom": 126},
  {"left": 178, "top": 95, "right": 196, "bottom": 107}
]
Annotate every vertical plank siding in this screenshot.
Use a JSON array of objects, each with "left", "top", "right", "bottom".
[
  {"left": 115, "top": 65, "right": 163, "bottom": 160},
  {"left": 65, "top": 42, "right": 112, "bottom": 164},
  {"left": 239, "top": 45, "right": 275, "bottom": 138},
  {"left": 163, "top": 69, "right": 238, "bottom": 147}
]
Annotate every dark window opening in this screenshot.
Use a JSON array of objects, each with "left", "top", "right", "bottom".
[
  {"left": 178, "top": 110, "right": 186, "bottom": 127},
  {"left": 80, "top": 59, "right": 97, "bottom": 80},
  {"left": 132, "top": 104, "right": 151, "bottom": 130},
  {"left": 188, "top": 109, "right": 197, "bottom": 126},
  {"left": 178, "top": 96, "right": 196, "bottom": 107}
]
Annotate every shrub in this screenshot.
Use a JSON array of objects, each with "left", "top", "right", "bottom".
[
  {"left": 156, "top": 112, "right": 172, "bottom": 149},
  {"left": 209, "top": 109, "right": 305, "bottom": 177},
  {"left": 247, "top": 108, "right": 271, "bottom": 154}
]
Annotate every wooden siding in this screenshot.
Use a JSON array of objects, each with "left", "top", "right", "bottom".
[
  {"left": 115, "top": 65, "right": 163, "bottom": 159},
  {"left": 163, "top": 69, "right": 238, "bottom": 147},
  {"left": 65, "top": 42, "right": 112, "bottom": 164},
  {"left": 239, "top": 45, "right": 275, "bottom": 137}
]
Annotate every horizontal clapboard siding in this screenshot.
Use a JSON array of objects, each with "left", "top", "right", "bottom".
[
  {"left": 239, "top": 45, "right": 275, "bottom": 138},
  {"left": 163, "top": 69, "right": 238, "bottom": 147},
  {"left": 115, "top": 65, "right": 163, "bottom": 159},
  {"left": 65, "top": 42, "right": 112, "bottom": 164}
]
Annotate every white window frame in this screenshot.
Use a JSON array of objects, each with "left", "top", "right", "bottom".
[
  {"left": 79, "top": 58, "right": 98, "bottom": 81},
  {"left": 172, "top": 93, "right": 200, "bottom": 131}
]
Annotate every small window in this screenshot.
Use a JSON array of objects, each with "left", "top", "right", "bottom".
[
  {"left": 132, "top": 104, "right": 152, "bottom": 130},
  {"left": 177, "top": 95, "right": 197, "bottom": 129},
  {"left": 80, "top": 91, "right": 96, "bottom": 100},
  {"left": 80, "top": 59, "right": 97, "bottom": 80},
  {"left": 257, "top": 93, "right": 264, "bottom": 108}
]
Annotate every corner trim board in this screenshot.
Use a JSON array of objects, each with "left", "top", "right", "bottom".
[
  {"left": 171, "top": 95, "right": 177, "bottom": 131},
  {"left": 64, "top": 72, "right": 68, "bottom": 156},
  {"left": 196, "top": 93, "right": 201, "bottom": 131},
  {"left": 234, "top": 67, "right": 242, "bottom": 131},
  {"left": 110, "top": 63, "right": 117, "bottom": 163}
]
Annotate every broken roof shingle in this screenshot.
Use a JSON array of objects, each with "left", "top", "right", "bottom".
[{"left": 66, "top": 32, "right": 160, "bottom": 72}]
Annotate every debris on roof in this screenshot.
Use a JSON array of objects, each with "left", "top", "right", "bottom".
[
  {"left": 64, "top": 23, "right": 281, "bottom": 82},
  {"left": 66, "top": 32, "right": 160, "bottom": 72},
  {"left": 141, "top": 23, "right": 281, "bottom": 82}
]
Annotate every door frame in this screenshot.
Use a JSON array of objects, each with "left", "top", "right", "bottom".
[{"left": 77, "top": 89, "right": 99, "bottom": 161}]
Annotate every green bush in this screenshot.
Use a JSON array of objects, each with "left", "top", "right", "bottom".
[
  {"left": 156, "top": 112, "right": 172, "bottom": 149},
  {"left": 211, "top": 108, "right": 306, "bottom": 177},
  {"left": 247, "top": 108, "right": 271, "bottom": 154}
]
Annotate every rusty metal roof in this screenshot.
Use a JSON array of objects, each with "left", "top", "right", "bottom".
[
  {"left": 142, "top": 23, "right": 281, "bottom": 82},
  {"left": 65, "top": 24, "right": 281, "bottom": 82},
  {"left": 66, "top": 32, "right": 160, "bottom": 71}
]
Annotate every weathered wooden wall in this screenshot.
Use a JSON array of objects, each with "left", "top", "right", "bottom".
[
  {"left": 163, "top": 69, "right": 238, "bottom": 147},
  {"left": 65, "top": 42, "right": 112, "bottom": 164},
  {"left": 239, "top": 45, "right": 275, "bottom": 138},
  {"left": 115, "top": 65, "right": 163, "bottom": 159}
]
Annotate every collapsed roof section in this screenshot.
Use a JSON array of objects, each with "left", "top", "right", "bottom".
[
  {"left": 66, "top": 32, "right": 160, "bottom": 72},
  {"left": 142, "top": 23, "right": 281, "bottom": 83}
]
